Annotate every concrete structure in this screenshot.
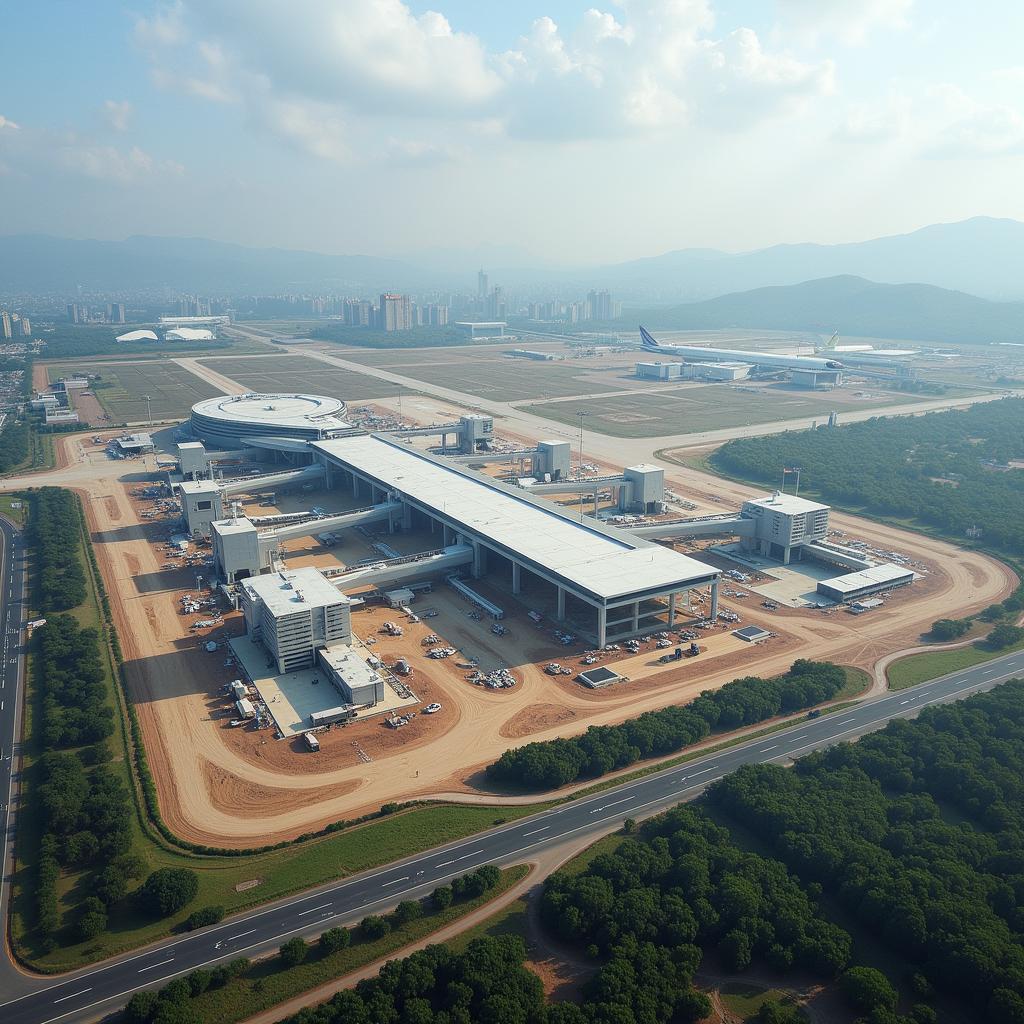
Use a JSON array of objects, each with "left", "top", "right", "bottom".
[
  {"left": 165, "top": 327, "right": 215, "bottom": 341},
  {"left": 177, "top": 441, "right": 209, "bottom": 479},
  {"left": 313, "top": 434, "right": 718, "bottom": 646},
  {"left": 180, "top": 480, "right": 223, "bottom": 536},
  {"left": 44, "top": 408, "right": 80, "bottom": 426},
  {"left": 387, "top": 413, "right": 494, "bottom": 455},
  {"left": 636, "top": 361, "right": 684, "bottom": 380},
  {"left": 240, "top": 567, "right": 352, "bottom": 673},
  {"left": 379, "top": 293, "right": 412, "bottom": 332},
  {"left": 685, "top": 362, "right": 751, "bottom": 382},
  {"left": 110, "top": 433, "right": 155, "bottom": 455},
  {"left": 189, "top": 393, "right": 352, "bottom": 448},
  {"left": 213, "top": 516, "right": 261, "bottom": 582},
  {"left": 508, "top": 349, "right": 556, "bottom": 361},
  {"left": 817, "top": 563, "right": 914, "bottom": 603},
  {"left": 116, "top": 329, "right": 159, "bottom": 342},
  {"left": 522, "top": 463, "right": 664, "bottom": 515},
  {"left": 455, "top": 321, "right": 507, "bottom": 338},
  {"left": 317, "top": 646, "right": 385, "bottom": 706},
  {"left": 740, "top": 492, "right": 830, "bottom": 565}
]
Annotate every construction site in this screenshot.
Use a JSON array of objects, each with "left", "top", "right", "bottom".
[{"left": 4, "top": 365, "right": 1013, "bottom": 850}]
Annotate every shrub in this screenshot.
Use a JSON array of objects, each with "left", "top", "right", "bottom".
[
  {"left": 392, "top": 900, "right": 423, "bottom": 925},
  {"left": 432, "top": 885, "right": 453, "bottom": 910},
  {"left": 929, "top": 618, "right": 970, "bottom": 641},
  {"left": 359, "top": 915, "right": 391, "bottom": 940},
  {"left": 138, "top": 868, "right": 200, "bottom": 917},
  {"left": 319, "top": 927, "right": 351, "bottom": 953},
  {"left": 987, "top": 623, "right": 1024, "bottom": 649},
  {"left": 279, "top": 937, "right": 309, "bottom": 967},
  {"left": 123, "top": 990, "right": 159, "bottom": 1024},
  {"left": 183, "top": 905, "right": 225, "bottom": 931}
]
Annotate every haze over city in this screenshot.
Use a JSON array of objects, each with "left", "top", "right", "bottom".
[{"left": 3, "top": 0, "right": 1024, "bottom": 262}]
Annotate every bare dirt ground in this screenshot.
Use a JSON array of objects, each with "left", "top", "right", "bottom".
[{"left": 0, "top": 399, "right": 1014, "bottom": 848}]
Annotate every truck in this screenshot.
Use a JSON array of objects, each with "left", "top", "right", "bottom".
[
  {"left": 658, "top": 647, "right": 684, "bottom": 664},
  {"left": 304, "top": 732, "right": 321, "bottom": 751}
]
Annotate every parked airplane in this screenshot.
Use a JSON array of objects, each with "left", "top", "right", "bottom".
[{"left": 639, "top": 326, "right": 844, "bottom": 372}]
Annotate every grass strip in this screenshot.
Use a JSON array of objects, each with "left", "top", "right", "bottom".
[
  {"left": 181, "top": 865, "right": 529, "bottom": 1024},
  {"left": 887, "top": 636, "right": 1024, "bottom": 690}
]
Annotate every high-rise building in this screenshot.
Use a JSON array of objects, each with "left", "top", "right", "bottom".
[
  {"left": 107, "top": 302, "right": 126, "bottom": 324},
  {"left": 588, "top": 290, "right": 613, "bottom": 321},
  {"left": 0, "top": 312, "right": 11, "bottom": 340},
  {"left": 67, "top": 303, "right": 80, "bottom": 324},
  {"left": 477, "top": 270, "right": 488, "bottom": 299},
  {"left": 423, "top": 303, "right": 449, "bottom": 327},
  {"left": 343, "top": 299, "right": 372, "bottom": 326},
  {"left": 486, "top": 287, "right": 506, "bottom": 321},
  {"left": 379, "top": 293, "right": 413, "bottom": 332}
]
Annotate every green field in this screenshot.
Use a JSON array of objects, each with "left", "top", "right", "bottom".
[
  {"left": 198, "top": 355, "right": 411, "bottom": 400},
  {"left": 48, "top": 360, "right": 223, "bottom": 423},
  {"left": 525, "top": 383, "right": 917, "bottom": 438},
  {"left": 323, "top": 347, "right": 635, "bottom": 402},
  {"left": 887, "top": 635, "right": 1024, "bottom": 690}
]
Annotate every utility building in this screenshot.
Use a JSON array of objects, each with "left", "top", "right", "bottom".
[
  {"left": 740, "top": 492, "right": 830, "bottom": 565},
  {"left": 240, "top": 567, "right": 352, "bottom": 673}
]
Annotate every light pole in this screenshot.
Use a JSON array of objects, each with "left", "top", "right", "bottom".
[
  {"left": 576, "top": 410, "right": 588, "bottom": 522},
  {"left": 143, "top": 394, "right": 152, "bottom": 427}
]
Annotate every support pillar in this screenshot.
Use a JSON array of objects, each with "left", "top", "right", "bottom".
[
  {"left": 597, "top": 606, "right": 607, "bottom": 648},
  {"left": 402, "top": 503, "right": 413, "bottom": 531},
  {"left": 556, "top": 586, "right": 566, "bottom": 620},
  {"left": 668, "top": 592, "right": 676, "bottom": 628},
  {"left": 710, "top": 578, "right": 719, "bottom": 621},
  {"left": 472, "top": 542, "right": 486, "bottom": 579},
  {"left": 632, "top": 601, "right": 640, "bottom": 633},
  {"left": 443, "top": 524, "right": 454, "bottom": 547},
  {"left": 782, "top": 545, "right": 792, "bottom": 566},
  {"left": 593, "top": 488, "right": 599, "bottom": 516},
  {"left": 512, "top": 561, "right": 521, "bottom": 595}
]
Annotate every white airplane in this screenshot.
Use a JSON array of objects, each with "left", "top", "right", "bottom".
[{"left": 639, "top": 326, "right": 844, "bottom": 372}]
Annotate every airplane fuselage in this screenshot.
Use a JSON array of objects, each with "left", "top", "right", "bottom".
[{"left": 639, "top": 326, "right": 843, "bottom": 372}]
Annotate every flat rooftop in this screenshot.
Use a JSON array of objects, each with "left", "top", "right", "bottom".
[
  {"left": 743, "top": 493, "right": 829, "bottom": 516},
  {"left": 241, "top": 566, "right": 348, "bottom": 616},
  {"left": 230, "top": 635, "right": 416, "bottom": 737},
  {"left": 313, "top": 434, "right": 717, "bottom": 604},
  {"left": 819, "top": 562, "right": 914, "bottom": 595},
  {"left": 318, "top": 645, "right": 383, "bottom": 691}
]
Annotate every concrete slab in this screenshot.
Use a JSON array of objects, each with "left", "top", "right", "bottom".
[
  {"left": 230, "top": 634, "right": 419, "bottom": 737},
  {"left": 709, "top": 543, "right": 839, "bottom": 608}
]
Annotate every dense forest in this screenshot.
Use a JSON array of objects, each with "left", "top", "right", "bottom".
[
  {"left": 31, "top": 487, "right": 86, "bottom": 610},
  {"left": 486, "top": 660, "right": 845, "bottom": 790},
  {"left": 35, "top": 326, "right": 233, "bottom": 360},
  {"left": 713, "top": 398, "right": 1024, "bottom": 555},
  {"left": 0, "top": 355, "right": 32, "bottom": 474},
  {"left": 709, "top": 679, "right": 1024, "bottom": 1022}
]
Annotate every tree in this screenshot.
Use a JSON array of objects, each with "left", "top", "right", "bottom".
[
  {"left": 360, "top": 915, "right": 390, "bottom": 940},
  {"left": 432, "top": 885, "right": 453, "bottom": 910},
  {"left": 987, "top": 623, "right": 1024, "bottom": 649},
  {"left": 839, "top": 967, "right": 899, "bottom": 1013},
  {"left": 392, "top": 900, "right": 423, "bottom": 925},
  {"left": 138, "top": 868, "right": 199, "bottom": 917},
  {"left": 319, "top": 927, "right": 351, "bottom": 953},
  {"left": 123, "top": 991, "right": 159, "bottom": 1024},
  {"left": 279, "top": 937, "right": 309, "bottom": 967},
  {"left": 929, "top": 618, "right": 970, "bottom": 641}
]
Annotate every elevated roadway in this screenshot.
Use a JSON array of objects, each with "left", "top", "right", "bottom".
[{"left": 1, "top": 649, "right": 1022, "bottom": 1024}]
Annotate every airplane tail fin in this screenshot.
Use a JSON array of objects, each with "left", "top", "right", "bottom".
[{"left": 639, "top": 325, "right": 660, "bottom": 350}]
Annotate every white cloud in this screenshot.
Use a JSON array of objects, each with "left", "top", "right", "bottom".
[
  {"left": 834, "top": 95, "right": 911, "bottom": 142},
  {"left": 775, "top": 0, "right": 913, "bottom": 45},
  {"left": 0, "top": 114, "right": 20, "bottom": 131},
  {"left": 135, "top": 0, "right": 835, "bottom": 154},
  {"left": 133, "top": 1, "right": 186, "bottom": 48},
  {"left": 102, "top": 100, "right": 134, "bottom": 132}
]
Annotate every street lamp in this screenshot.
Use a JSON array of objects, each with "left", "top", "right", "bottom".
[
  {"left": 142, "top": 394, "right": 152, "bottom": 426},
  {"left": 576, "top": 410, "right": 588, "bottom": 522}
]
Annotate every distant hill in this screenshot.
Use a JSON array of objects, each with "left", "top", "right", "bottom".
[
  {"left": 597, "top": 217, "right": 1024, "bottom": 302},
  {"left": 0, "top": 234, "right": 425, "bottom": 293},
  {"left": 631, "top": 275, "right": 1024, "bottom": 346}
]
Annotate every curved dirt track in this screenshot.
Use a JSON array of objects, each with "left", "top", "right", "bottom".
[{"left": 1, "top": 420, "right": 1014, "bottom": 848}]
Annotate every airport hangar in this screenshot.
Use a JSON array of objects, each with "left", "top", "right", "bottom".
[{"left": 177, "top": 393, "right": 722, "bottom": 648}]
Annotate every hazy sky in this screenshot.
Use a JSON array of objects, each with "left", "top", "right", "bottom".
[{"left": 3, "top": 1, "right": 1024, "bottom": 263}]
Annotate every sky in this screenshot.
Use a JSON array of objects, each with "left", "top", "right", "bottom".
[{"left": 2, "top": 1, "right": 1024, "bottom": 265}]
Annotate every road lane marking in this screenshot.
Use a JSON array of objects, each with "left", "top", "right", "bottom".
[
  {"left": 138, "top": 958, "right": 175, "bottom": 973},
  {"left": 226, "top": 930, "right": 255, "bottom": 941},
  {"left": 53, "top": 989, "right": 92, "bottom": 1004},
  {"left": 760, "top": 745, "right": 777, "bottom": 752},
  {"left": 522, "top": 826, "right": 549, "bottom": 837},
  {"left": 454, "top": 849, "right": 483, "bottom": 861},
  {"left": 298, "top": 902, "right": 333, "bottom": 914},
  {"left": 435, "top": 859, "right": 454, "bottom": 867},
  {"left": 603, "top": 796, "right": 634, "bottom": 808},
  {"left": 380, "top": 877, "right": 408, "bottom": 887}
]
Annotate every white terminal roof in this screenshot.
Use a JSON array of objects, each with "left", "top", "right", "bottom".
[
  {"left": 117, "top": 329, "right": 159, "bottom": 342},
  {"left": 242, "top": 566, "right": 348, "bottom": 616},
  {"left": 192, "top": 393, "right": 350, "bottom": 432},
  {"left": 313, "top": 435, "right": 717, "bottom": 603},
  {"left": 743, "top": 493, "right": 830, "bottom": 516},
  {"left": 820, "top": 563, "right": 914, "bottom": 595}
]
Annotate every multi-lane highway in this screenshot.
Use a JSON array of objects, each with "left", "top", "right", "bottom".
[
  {"left": 0, "top": 515, "right": 28, "bottom": 995},
  {"left": 1, "top": 641, "right": 1022, "bottom": 1024}
]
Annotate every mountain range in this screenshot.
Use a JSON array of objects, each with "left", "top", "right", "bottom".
[
  {"left": 2, "top": 216, "right": 1024, "bottom": 304},
  {"left": 632, "top": 275, "right": 1024, "bottom": 346}
]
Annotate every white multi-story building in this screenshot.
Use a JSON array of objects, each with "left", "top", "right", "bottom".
[
  {"left": 740, "top": 492, "right": 830, "bottom": 565},
  {"left": 240, "top": 567, "right": 352, "bottom": 673}
]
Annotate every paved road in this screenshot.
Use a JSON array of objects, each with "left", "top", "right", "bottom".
[
  {"left": 0, "top": 517, "right": 28, "bottom": 992},
  {"left": 1, "top": 648, "right": 1022, "bottom": 1024}
]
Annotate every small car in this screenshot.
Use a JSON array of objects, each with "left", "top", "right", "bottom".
[{"left": 423, "top": 703, "right": 442, "bottom": 714}]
